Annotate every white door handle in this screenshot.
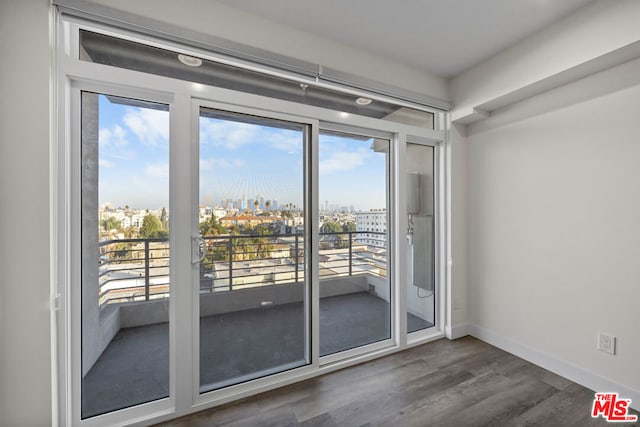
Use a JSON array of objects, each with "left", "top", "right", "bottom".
[{"left": 192, "top": 236, "right": 207, "bottom": 264}]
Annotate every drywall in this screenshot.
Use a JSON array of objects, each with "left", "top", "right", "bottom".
[
  {"left": 451, "top": 0, "right": 640, "bottom": 114},
  {"left": 82, "top": 0, "right": 449, "bottom": 101},
  {"left": 449, "top": 123, "right": 468, "bottom": 335},
  {"left": 465, "top": 71, "right": 640, "bottom": 406},
  {"left": 0, "top": 0, "right": 53, "bottom": 425}
]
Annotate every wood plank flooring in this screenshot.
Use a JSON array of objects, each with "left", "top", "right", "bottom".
[{"left": 155, "top": 337, "right": 639, "bottom": 427}]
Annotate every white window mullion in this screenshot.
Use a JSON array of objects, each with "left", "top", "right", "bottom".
[
  {"left": 394, "top": 132, "right": 408, "bottom": 347},
  {"left": 171, "top": 93, "right": 194, "bottom": 416}
]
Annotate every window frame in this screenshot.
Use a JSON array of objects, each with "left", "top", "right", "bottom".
[{"left": 55, "top": 14, "right": 449, "bottom": 426}]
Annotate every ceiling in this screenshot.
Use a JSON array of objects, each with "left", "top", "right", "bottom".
[{"left": 217, "top": 0, "right": 594, "bottom": 78}]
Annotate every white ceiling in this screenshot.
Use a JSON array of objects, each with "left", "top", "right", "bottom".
[{"left": 217, "top": 0, "right": 594, "bottom": 78}]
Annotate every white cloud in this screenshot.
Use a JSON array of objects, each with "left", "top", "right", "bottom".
[
  {"left": 265, "top": 132, "right": 302, "bottom": 153},
  {"left": 200, "top": 118, "right": 302, "bottom": 153},
  {"left": 99, "top": 159, "right": 114, "bottom": 168},
  {"left": 319, "top": 149, "right": 371, "bottom": 175},
  {"left": 99, "top": 124, "right": 128, "bottom": 147},
  {"left": 144, "top": 163, "right": 169, "bottom": 178},
  {"left": 124, "top": 108, "right": 169, "bottom": 147},
  {"left": 200, "top": 120, "right": 254, "bottom": 150},
  {"left": 200, "top": 157, "right": 245, "bottom": 171}
]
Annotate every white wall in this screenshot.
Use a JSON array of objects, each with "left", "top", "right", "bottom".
[
  {"left": 452, "top": 0, "right": 640, "bottom": 113},
  {"left": 85, "top": 0, "right": 449, "bottom": 101},
  {"left": 449, "top": 0, "right": 640, "bottom": 408},
  {"left": 465, "top": 66, "right": 640, "bottom": 407},
  {"left": 0, "top": 1, "right": 53, "bottom": 426},
  {"left": 449, "top": 123, "right": 468, "bottom": 333}
]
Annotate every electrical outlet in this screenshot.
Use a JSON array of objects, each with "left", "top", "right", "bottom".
[{"left": 598, "top": 332, "right": 616, "bottom": 355}]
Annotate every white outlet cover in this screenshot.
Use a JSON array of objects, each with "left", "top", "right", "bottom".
[{"left": 598, "top": 332, "right": 616, "bottom": 355}]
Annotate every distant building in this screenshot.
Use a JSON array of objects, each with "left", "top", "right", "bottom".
[
  {"left": 220, "top": 214, "right": 280, "bottom": 229},
  {"left": 199, "top": 206, "right": 227, "bottom": 223},
  {"left": 355, "top": 210, "right": 387, "bottom": 248}
]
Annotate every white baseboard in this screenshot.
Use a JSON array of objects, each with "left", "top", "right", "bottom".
[
  {"left": 468, "top": 324, "right": 640, "bottom": 412},
  {"left": 445, "top": 323, "right": 471, "bottom": 340}
]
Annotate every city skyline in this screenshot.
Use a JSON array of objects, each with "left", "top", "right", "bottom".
[{"left": 98, "top": 95, "right": 388, "bottom": 211}]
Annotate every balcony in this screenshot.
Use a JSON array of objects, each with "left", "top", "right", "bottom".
[{"left": 82, "top": 232, "right": 433, "bottom": 418}]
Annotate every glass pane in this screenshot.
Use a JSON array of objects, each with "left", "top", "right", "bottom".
[
  {"left": 318, "top": 131, "right": 390, "bottom": 356},
  {"left": 198, "top": 107, "right": 308, "bottom": 392},
  {"left": 81, "top": 92, "right": 170, "bottom": 418},
  {"left": 406, "top": 143, "right": 435, "bottom": 333}
]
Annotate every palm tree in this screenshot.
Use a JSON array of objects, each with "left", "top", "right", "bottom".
[
  {"left": 254, "top": 200, "right": 259, "bottom": 211},
  {"left": 265, "top": 200, "right": 271, "bottom": 211}
]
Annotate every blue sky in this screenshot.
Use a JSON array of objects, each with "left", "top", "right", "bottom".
[
  {"left": 98, "top": 95, "right": 170, "bottom": 209},
  {"left": 98, "top": 95, "right": 387, "bottom": 211}
]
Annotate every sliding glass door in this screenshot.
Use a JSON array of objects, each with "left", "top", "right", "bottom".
[
  {"left": 71, "top": 87, "right": 441, "bottom": 426},
  {"left": 197, "top": 106, "right": 312, "bottom": 392},
  {"left": 80, "top": 92, "right": 171, "bottom": 418},
  {"left": 64, "top": 20, "right": 444, "bottom": 427},
  {"left": 318, "top": 130, "right": 391, "bottom": 356}
]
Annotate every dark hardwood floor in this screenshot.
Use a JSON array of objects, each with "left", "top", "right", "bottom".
[{"left": 156, "top": 337, "right": 639, "bottom": 427}]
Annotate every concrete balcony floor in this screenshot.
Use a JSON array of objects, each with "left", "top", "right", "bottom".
[{"left": 82, "top": 292, "right": 432, "bottom": 418}]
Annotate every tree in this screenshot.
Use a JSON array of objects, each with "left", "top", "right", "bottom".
[
  {"left": 281, "top": 210, "right": 292, "bottom": 219},
  {"left": 139, "top": 214, "right": 163, "bottom": 238},
  {"left": 124, "top": 225, "right": 138, "bottom": 239},
  {"left": 320, "top": 221, "right": 342, "bottom": 234},
  {"left": 252, "top": 224, "right": 272, "bottom": 236},
  {"left": 265, "top": 200, "right": 271, "bottom": 211},
  {"left": 112, "top": 242, "right": 130, "bottom": 259},
  {"left": 321, "top": 221, "right": 348, "bottom": 249},
  {"left": 160, "top": 207, "right": 168, "bottom": 229},
  {"left": 200, "top": 214, "right": 227, "bottom": 236},
  {"left": 343, "top": 221, "right": 356, "bottom": 232},
  {"left": 101, "top": 216, "right": 121, "bottom": 232}
]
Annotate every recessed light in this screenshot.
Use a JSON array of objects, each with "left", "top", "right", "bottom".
[
  {"left": 178, "top": 54, "right": 203, "bottom": 67},
  {"left": 356, "top": 97, "right": 372, "bottom": 106}
]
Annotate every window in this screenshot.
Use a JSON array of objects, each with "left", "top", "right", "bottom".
[
  {"left": 318, "top": 130, "right": 391, "bottom": 356},
  {"left": 58, "top": 18, "right": 445, "bottom": 426},
  {"left": 80, "top": 92, "right": 170, "bottom": 418},
  {"left": 406, "top": 143, "right": 436, "bottom": 333},
  {"left": 198, "top": 107, "right": 310, "bottom": 392}
]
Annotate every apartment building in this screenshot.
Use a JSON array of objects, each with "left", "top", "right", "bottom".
[{"left": 355, "top": 210, "right": 387, "bottom": 248}]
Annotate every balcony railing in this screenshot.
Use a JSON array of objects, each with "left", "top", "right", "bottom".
[{"left": 97, "top": 231, "right": 386, "bottom": 307}]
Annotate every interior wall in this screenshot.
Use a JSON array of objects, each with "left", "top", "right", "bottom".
[
  {"left": 451, "top": 0, "right": 640, "bottom": 112},
  {"left": 449, "top": 123, "right": 468, "bottom": 332},
  {"left": 0, "top": 0, "right": 53, "bottom": 426},
  {"left": 83, "top": 0, "right": 449, "bottom": 101},
  {"left": 465, "top": 73, "right": 640, "bottom": 406}
]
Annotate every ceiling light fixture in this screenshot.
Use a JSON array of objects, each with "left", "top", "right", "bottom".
[
  {"left": 356, "top": 97, "right": 372, "bottom": 106},
  {"left": 178, "top": 54, "right": 203, "bottom": 67}
]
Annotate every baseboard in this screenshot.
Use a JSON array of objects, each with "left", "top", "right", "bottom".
[
  {"left": 445, "top": 323, "right": 471, "bottom": 340},
  {"left": 468, "top": 324, "right": 640, "bottom": 412}
]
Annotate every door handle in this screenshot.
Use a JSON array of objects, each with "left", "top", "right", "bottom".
[{"left": 192, "top": 236, "right": 207, "bottom": 264}]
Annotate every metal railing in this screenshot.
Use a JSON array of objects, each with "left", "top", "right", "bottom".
[
  {"left": 97, "top": 231, "right": 386, "bottom": 306},
  {"left": 98, "top": 238, "right": 170, "bottom": 306}
]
